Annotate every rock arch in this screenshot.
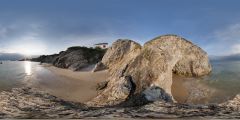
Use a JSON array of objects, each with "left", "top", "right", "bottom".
[{"left": 88, "top": 35, "right": 212, "bottom": 106}]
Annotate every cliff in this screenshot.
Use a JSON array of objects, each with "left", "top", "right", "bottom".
[{"left": 32, "top": 46, "right": 106, "bottom": 71}]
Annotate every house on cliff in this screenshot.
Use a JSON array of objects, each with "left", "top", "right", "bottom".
[{"left": 94, "top": 43, "right": 108, "bottom": 49}]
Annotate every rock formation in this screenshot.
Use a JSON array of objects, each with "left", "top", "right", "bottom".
[
  {"left": 90, "top": 35, "right": 212, "bottom": 106},
  {"left": 33, "top": 46, "right": 106, "bottom": 71},
  {"left": 0, "top": 87, "right": 239, "bottom": 119}
]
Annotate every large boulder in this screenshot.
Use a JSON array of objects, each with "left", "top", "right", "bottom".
[
  {"left": 101, "top": 39, "right": 142, "bottom": 69},
  {"left": 88, "top": 35, "right": 212, "bottom": 106}
]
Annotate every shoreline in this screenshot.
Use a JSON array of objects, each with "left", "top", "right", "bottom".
[
  {"left": 28, "top": 63, "right": 109, "bottom": 103},
  {"left": 30, "top": 63, "right": 223, "bottom": 104},
  {"left": 0, "top": 86, "right": 239, "bottom": 119},
  {"left": 0, "top": 62, "right": 239, "bottom": 118}
]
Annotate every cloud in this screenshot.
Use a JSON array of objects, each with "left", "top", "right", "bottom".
[
  {"left": 231, "top": 44, "right": 240, "bottom": 54},
  {"left": 0, "top": 20, "right": 122, "bottom": 55},
  {"left": 214, "top": 23, "right": 240, "bottom": 42},
  {"left": 207, "top": 23, "right": 240, "bottom": 55},
  {"left": 3, "top": 32, "right": 47, "bottom": 55}
]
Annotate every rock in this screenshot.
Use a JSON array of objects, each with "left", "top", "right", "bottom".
[
  {"left": 101, "top": 39, "right": 142, "bottom": 69},
  {"left": 53, "top": 49, "right": 89, "bottom": 71},
  {"left": 142, "top": 86, "right": 172, "bottom": 102},
  {"left": 87, "top": 76, "right": 135, "bottom": 106},
  {"left": 146, "top": 35, "right": 212, "bottom": 77},
  {"left": 96, "top": 81, "right": 109, "bottom": 90},
  {"left": 222, "top": 94, "right": 240, "bottom": 111},
  {"left": 92, "top": 62, "right": 107, "bottom": 72},
  {"left": 89, "top": 35, "right": 212, "bottom": 106},
  {"left": 35, "top": 54, "right": 59, "bottom": 63},
  {"left": 32, "top": 46, "right": 106, "bottom": 71},
  {"left": 0, "top": 87, "right": 239, "bottom": 119}
]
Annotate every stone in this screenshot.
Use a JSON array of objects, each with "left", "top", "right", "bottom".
[
  {"left": 142, "top": 86, "right": 172, "bottom": 102},
  {"left": 96, "top": 81, "right": 108, "bottom": 90},
  {"left": 87, "top": 76, "right": 134, "bottom": 106},
  {"left": 0, "top": 87, "right": 239, "bottom": 119},
  {"left": 222, "top": 94, "right": 240, "bottom": 111},
  {"left": 89, "top": 35, "right": 212, "bottom": 106},
  {"left": 32, "top": 47, "right": 106, "bottom": 71},
  {"left": 92, "top": 62, "right": 107, "bottom": 72}
]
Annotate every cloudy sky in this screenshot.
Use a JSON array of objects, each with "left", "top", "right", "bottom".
[{"left": 0, "top": 0, "right": 240, "bottom": 56}]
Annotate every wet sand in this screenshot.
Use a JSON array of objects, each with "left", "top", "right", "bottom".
[
  {"left": 172, "top": 74, "right": 219, "bottom": 104},
  {"left": 30, "top": 64, "right": 219, "bottom": 104},
  {"left": 172, "top": 75, "right": 189, "bottom": 103},
  {"left": 30, "top": 64, "right": 109, "bottom": 103}
]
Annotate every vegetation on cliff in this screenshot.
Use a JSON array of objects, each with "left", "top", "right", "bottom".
[{"left": 32, "top": 46, "right": 106, "bottom": 71}]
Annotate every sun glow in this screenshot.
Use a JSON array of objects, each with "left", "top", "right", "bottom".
[
  {"left": 6, "top": 34, "right": 47, "bottom": 55},
  {"left": 24, "top": 61, "right": 32, "bottom": 76}
]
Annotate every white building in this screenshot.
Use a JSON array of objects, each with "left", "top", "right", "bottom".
[{"left": 94, "top": 43, "right": 108, "bottom": 49}]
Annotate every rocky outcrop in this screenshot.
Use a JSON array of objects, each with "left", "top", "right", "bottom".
[
  {"left": 92, "top": 62, "right": 107, "bottom": 72},
  {"left": 222, "top": 94, "right": 240, "bottom": 111},
  {"left": 33, "top": 47, "right": 106, "bottom": 71},
  {"left": 33, "top": 54, "right": 59, "bottom": 63},
  {"left": 0, "top": 87, "right": 239, "bottom": 119},
  {"left": 90, "top": 35, "right": 212, "bottom": 106}
]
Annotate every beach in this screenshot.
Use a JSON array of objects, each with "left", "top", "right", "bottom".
[{"left": 29, "top": 64, "right": 109, "bottom": 103}]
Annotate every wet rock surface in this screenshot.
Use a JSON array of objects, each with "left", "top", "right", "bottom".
[{"left": 0, "top": 87, "right": 239, "bottom": 119}]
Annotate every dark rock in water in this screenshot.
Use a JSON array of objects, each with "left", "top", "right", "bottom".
[
  {"left": 88, "top": 35, "right": 212, "bottom": 106},
  {"left": 32, "top": 47, "right": 106, "bottom": 71}
]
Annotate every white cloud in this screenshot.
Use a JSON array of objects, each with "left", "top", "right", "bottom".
[
  {"left": 214, "top": 23, "right": 240, "bottom": 42},
  {"left": 211, "top": 23, "right": 240, "bottom": 55},
  {"left": 5, "top": 32, "right": 47, "bottom": 55},
  {"left": 231, "top": 44, "right": 240, "bottom": 54}
]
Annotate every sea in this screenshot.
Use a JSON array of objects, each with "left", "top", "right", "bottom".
[{"left": 0, "top": 60, "right": 239, "bottom": 104}]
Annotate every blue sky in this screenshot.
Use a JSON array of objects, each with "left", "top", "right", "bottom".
[{"left": 0, "top": 0, "right": 240, "bottom": 55}]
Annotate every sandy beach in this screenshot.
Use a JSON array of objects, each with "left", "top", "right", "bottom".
[
  {"left": 31, "top": 64, "right": 212, "bottom": 104},
  {"left": 30, "top": 64, "right": 109, "bottom": 103}
]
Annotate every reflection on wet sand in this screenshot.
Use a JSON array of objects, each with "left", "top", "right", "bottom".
[{"left": 30, "top": 64, "right": 109, "bottom": 103}]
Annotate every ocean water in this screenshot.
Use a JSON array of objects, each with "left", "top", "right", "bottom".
[
  {"left": 0, "top": 61, "right": 39, "bottom": 91},
  {"left": 204, "top": 61, "right": 240, "bottom": 102},
  {"left": 172, "top": 60, "right": 240, "bottom": 104},
  {"left": 0, "top": 61, "right": 240, "bottom": 104}
]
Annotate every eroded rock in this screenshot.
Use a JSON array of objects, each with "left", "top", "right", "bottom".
[
  {"left": 222, "top": 94, "right": 240, "bottom": 111},
  {"left": 89, "top": 35, "right": 212, "bottom": 106},
  {"left": 0, "top": 87, "right": 239, "bottom": 119},
  {"left": 88, "top": 76, "right": 134, "bottom": 106}
]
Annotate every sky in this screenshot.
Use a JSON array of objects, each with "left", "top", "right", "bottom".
[{"left": 0, "top": 0, "right": 240, "bottom": 56}]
